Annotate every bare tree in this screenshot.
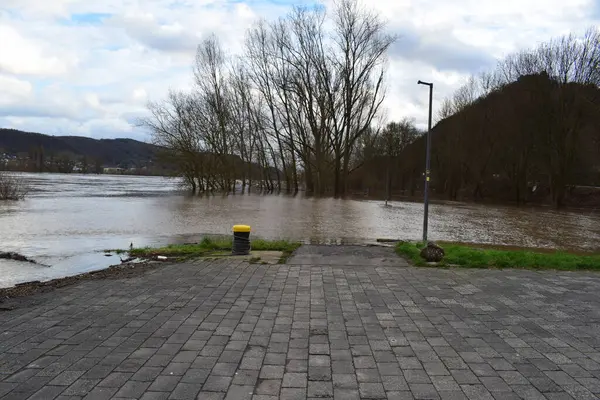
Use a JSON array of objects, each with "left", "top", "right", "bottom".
[
  {"left": 143, "top": 0, "right": 397, "bottom": 197},
  {"left": 0, "top": 171, "right": 27, "bottom": 200},
  {"left": 329, "top": 0, "right": 396, "bottom": 196}
]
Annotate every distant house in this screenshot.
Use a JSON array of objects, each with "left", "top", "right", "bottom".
[{"left": 103, "top": 167, "right": 124, "bottom": 174}]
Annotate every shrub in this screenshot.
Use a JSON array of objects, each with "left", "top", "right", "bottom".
[{"left": 0, "top": 171, "right": 28, "bottom": 200}]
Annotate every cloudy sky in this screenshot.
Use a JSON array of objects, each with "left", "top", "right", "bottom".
[{"left": 0, "top": 0, "right": 597, "bottom": 141}]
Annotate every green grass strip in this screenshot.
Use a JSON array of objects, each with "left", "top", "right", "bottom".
[
  {"left": 127, "top": 236, "right": 301, "bottom": 262},
  {"left": 396, "top": 241, "right": 600, "bottom": 271}
]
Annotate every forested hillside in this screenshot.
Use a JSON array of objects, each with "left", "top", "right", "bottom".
[
  {"left": 0, "top": 128, "right": 166, "bottom": 173},
  {"left": 349, "top": 29, "right": 600, "bottom": 208},
  {"left": 378, "top": 73, "right": 600, "bottom": 207}
]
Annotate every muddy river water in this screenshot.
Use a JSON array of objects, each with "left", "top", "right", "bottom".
[{"left": 1, "top": 173, "right": 599, "bottom": 287}]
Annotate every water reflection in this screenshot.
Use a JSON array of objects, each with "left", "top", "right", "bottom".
[{"left": 1, "top": 173, "right": 599, "bottom": 287}]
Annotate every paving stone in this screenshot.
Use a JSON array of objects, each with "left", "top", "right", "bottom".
[
  {"left": 398, "top": 357, "right": 422, "bottom": 369},
  {"left": 438, "top": 391, "right": 467, "bottom": 400},
  {"left": 430, "top": 376, "right": 460, "bottom": 392},
  {"left": 285, "top": 360, "right": 307, "bottom": 373},
  {"left": 377, "top": 362, "right": 401, "bottom": 376},
  {"left": 140, "top": 392, "right": 170, "bottom": 400},
  {"left": 333, "top": 388, "right": 360, "bottom": 400},
  {"left": 508, "top": 385, "right": 546, "bottom": 400},
  {"left": 404, "top": 369, "right": 431, "bottom": 384},
  {"left": 309, "top": 355, "right": 330, "bottom": 367},
  {"left": 546, "top": 371, "right": 578, "bottom": 386},
  {"left": 203, "top": 376, "right": 232, "bottom": 392},
  {"left": 180, "top": 368, "right": 210, "bottom": 384},
  {"left": 224, "top": 384, "right": 254, "bottom": 400},
  {"left": 353, "top": 356, "right": 376, "bottom": 369},
  {"left": 409, "top": 383, "right": 440, "bottom": 400},
  {"left": 212, "top": 363, "right": 238, "bottom": 377},
  {"left": 82, "top": 385, "right": 118, "bottom": 399},
  {"left": 562, "top": 384, "right": 597, "bottom": 400},
  {"left": 255, "top": 379, "right": 281, "bottom": 395},
  {"left": 259, "top": 365, "right": 284, "bottom": 379},
  {"left": 498, "top": 370, "right": 528, "bottom": 385},
  {"left": 62, "top": 378, "right": 101, "bottom": 396},
  {"left": 386, "top": 391, "right": 415, "bottom": 400},
  {"left": 469, "top": 363, "right": 497, "bottom": 377},
  {"left": 373, "top": 351, "right": 396, "bottom": 362},
  {"left": 232, "top": 370, "right": 258, "bottom": 386},
  {"left": 356, "top": 369, "right": 381, "bottom": 383},
  {"left": 358, "top": 382, "right": 386, "bottom": 399},
  {"left": 148, "top": 375, "right": 181, "bottom": 392},
  {"left": 4, "top": 368, "right": 38, "bottom": 383},
  {"left": 114, "top": 380, "right": 150, "bottom": 398},
  {"left": 282, "top": 372, "right": 307, "bottom": 388},
  {"left": 460, "top": 384, "right": 494, "bottom": 400},
  {"left": 479, "top": 376, "right": 512, "bottom": 392},
  {"left": 195, "top": 392, "right": 225, "bottom": 400},
  {"left": 264, "top": 353, "right": 287, "bottom": 365},
  {"left": 28, "top": 385, "right": 66, "bottom": 400},
  {"left": 239, "top": 358, "right": 263, "bottom": 370},
  {"left": 544, "top": 393, "right": 577, "bottom": 400},
  {"left": 576, "top": 377, "right": 600, "bottom": 393},
  {"left": 1, "top": 247, "right": 600, "bottom": 400},
  {"left": 169, "top": 382, "right": 203, "bottom": 399},
  {"left": 333, "top": 374, "right": 358, "bottom": 389},
  {"left": 382, "top": 375, "right": 409, "bottom": 391},
  {"left": 49, "top": 371, "right": 86, "bottom": 386},
  {"left": 308, "top": 366, "right": 331, "bottom": 381},
  {"left": 308, "top": 381, "right": 333, "bottom": 398},
  {"left": 280, "top": 388, "right": 307, "bottom": 400},
  {"left": 192, "top": 357, "right": 217, "bottom": 370},
  {"left": 98, "top": 372, "right": 132, "bottom": 388},
  {"left": 131, "top": 367, "right": 163, "bottom": 382}
]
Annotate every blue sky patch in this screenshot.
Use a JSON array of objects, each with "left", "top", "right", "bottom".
[{"left": 64, "top": 13, "right": 113, "bottom": 25}]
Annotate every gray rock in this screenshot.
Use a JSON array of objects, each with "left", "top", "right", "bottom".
[{"left": 420, "top": 242, "right": 445, "bottom": 262}]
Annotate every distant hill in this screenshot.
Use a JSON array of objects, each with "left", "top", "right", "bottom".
[{"left": 0, "top": 128, "right": 162, "bottom": 169}]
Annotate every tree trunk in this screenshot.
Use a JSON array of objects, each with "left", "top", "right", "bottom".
[
  {"left": 305, "top": 163, "right": 314, "bottom": 194},
  {"left": 386, "top": 156, "right": 392, "bottom": 202},
  {"left": 333, "top": 156, "right": 341, "bottom": 197}
]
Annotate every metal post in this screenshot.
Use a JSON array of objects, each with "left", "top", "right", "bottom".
[{"left": 418, "top": 80, "right": 433, "bottom": 242}]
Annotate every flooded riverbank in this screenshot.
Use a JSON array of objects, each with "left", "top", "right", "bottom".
[{"left": 1, "top": 173, "right": 599, "bottom": 287}]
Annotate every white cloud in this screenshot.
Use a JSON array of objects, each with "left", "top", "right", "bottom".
[
  {"left": 0, "top": 74, "right": 33, "bottom": 104},
  {"left": 0, "top": 0, "right": 598, "bottom": 139},
  {"left": 0, "top": 25, "right": 75, "bottom": 75},
  {"left": 0, "top": 0, "right": 73, "bottom": 18}
]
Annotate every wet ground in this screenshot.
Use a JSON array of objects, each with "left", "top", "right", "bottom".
[{"left": 0, "top": 245, "right": 599, "bottom": 399}]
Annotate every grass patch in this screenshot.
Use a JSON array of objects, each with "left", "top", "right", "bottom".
[
  {"left": 396, "top": 241, "right": 600, "bottom": 271},
  {"left": 128, "top": 236, "right": 301, "bottom": 262},
  {"left": 104, "top": 249, "right": 128, "bottom": 254}
]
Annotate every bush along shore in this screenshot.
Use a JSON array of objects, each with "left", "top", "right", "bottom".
[
  {"left": 0, "top": 171, "right": 28, "bottom": 200},
  {"left": 122, "top": 236, "right": 302, "bottom": 264},
  {"left": 396, "top": 241, "right": 600, "bottom": 271}
]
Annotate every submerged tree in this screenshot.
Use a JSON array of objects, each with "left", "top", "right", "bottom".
[{"left": 141, "top": 0, "right": 396, "bottom": 195}]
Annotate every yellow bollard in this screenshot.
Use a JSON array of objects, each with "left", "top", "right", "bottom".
[{"left": 232, "top": 225, "right": 251, "bottom": 255}]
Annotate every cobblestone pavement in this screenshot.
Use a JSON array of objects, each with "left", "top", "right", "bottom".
[{"left": 1, "top": 245, "right": 600, "bottom": 400}]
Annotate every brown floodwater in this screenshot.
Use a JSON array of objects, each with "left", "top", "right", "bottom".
[{"left": 0, "top": 173, "right": 599, "bottom": 287}]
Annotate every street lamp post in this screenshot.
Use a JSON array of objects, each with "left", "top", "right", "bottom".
[{"left": 417, "top": 80, "right": 433, "bottom": 242}]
